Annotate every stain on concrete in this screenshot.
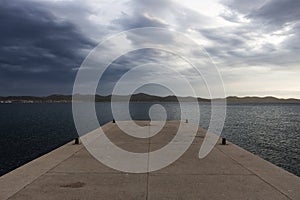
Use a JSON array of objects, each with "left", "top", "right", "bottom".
[{"left": 60, "top": 182, "right": 86, "bottom": 188}]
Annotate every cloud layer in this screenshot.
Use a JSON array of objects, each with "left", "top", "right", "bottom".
[{"left": 0, "top": 0, "right": 299, "bottom": 98}]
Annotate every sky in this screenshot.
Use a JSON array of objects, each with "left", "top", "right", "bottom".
[{"left": 0, "top": 0, "right": 300, "bottom": 98}]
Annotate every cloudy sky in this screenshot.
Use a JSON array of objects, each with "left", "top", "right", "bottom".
[{"left": 1, "top": 0, "right": 300, "bottom": 98}]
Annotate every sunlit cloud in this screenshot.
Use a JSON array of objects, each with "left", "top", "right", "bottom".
[{"left": 0, "top": 0, "right": 299, "bottom": 98}]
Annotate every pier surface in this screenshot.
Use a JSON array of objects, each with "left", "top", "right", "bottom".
[{"left": 0, "top": 121, "right": 299, "bottom": 200}]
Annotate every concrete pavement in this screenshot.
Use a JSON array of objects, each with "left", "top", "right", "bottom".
[{"left": 0, "top": 121, "right": 299, "bottom": 199}]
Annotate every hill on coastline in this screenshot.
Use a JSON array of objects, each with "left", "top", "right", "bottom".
[
  {"left": 224, "top": 96, "right": 300, "bottom": 103},
  {"left": 0, "top": 93, "right": 300, "bottom": 104}
]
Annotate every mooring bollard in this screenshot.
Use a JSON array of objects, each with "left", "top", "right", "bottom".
[
  {"left": 113, "top": 119, "right": 115, "bottom": 123},
  {"left": 75, "top": 138, "right": 80, "bottom": 145},
  {"left": 222, "top": 138, "right": 226, "bottom": 145},
  {"left": 185, "top": 119, "right": 188, "bottom": 123}
]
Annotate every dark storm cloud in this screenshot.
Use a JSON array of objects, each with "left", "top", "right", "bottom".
[
  {"left": 248, "top": 0, "right": 300, "bottom": 28},
  {"left": 222, "top": 0, "right": 266, "bottom": 14},
  {"left": 0, "top": 0, "right": 96, "bottom": 95},
  {"left": 96, "top": 47, "right": 205, "bottom": 97},
  {"left": 201, "top": 24, "right": 300, "bottom": 69},
  {"left": 198, "top": 28, "right": 247, "bottom": 50},
  {"left": 1, "top": 0, "right": 299, "bottom": 97},
  {"left": 97, "top": 48, "right": 178, "bottom": 95},
  {"left": 210, "top": 0, "right": 300, "bottom": 68},
  {"left": 222, "top": 0, "right": 300, "bottom": 30},
  {"left": 245, "top": 0, "right": 300, "bottom": 54}
]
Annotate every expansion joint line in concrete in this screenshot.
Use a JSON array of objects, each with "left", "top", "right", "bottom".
[{"left": 146, "top": 125, "right": 151, "bottom": 200}]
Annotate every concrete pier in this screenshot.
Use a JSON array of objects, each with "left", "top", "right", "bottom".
[{"left": 0, "top": 121, "right": 299, "bottom": 199}]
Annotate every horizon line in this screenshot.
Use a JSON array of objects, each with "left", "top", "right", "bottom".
[{"left": 1, "top": 93, "right": 300, "bottom": 101}]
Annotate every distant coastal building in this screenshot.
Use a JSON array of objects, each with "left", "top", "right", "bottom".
[{"left": 0, "top": 101, "right": 12, "bottom": 104}]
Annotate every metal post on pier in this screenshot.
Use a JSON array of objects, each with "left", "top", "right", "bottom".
[
  {"left": 221, "top": 138, "right": 226, "bottom": 145},
  {"left": 74, "top": 138, "right": 80, "bottom": 145}
]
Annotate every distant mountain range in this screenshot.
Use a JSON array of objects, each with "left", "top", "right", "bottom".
[{"left": 0, "top": 93, "right": 300, "bottom": 103}]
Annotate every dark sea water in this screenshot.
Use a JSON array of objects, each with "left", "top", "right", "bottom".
[{"left": 0, "top": 102, "right": 299, "bottom": 176}]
